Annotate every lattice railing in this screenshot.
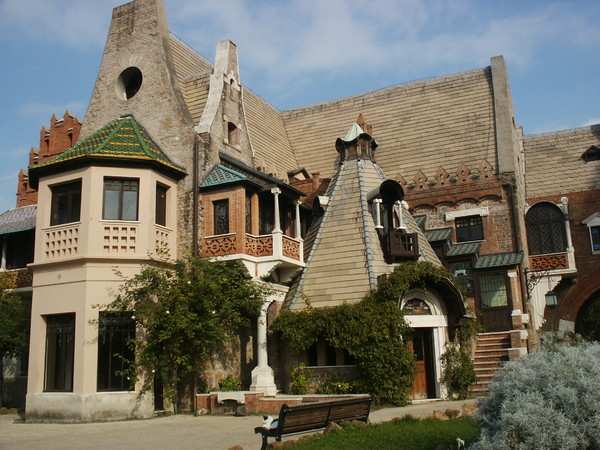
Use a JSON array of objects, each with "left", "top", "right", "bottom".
[
  {"left": 282, "top": 235, "right": 301, "bottom": 260},
  {"left": 202, "top": 233, "right": 237, "bottom": 257},
  {"left": 103, "top": 225, "right": 138, "bottom": 254},
  {"left": 44, "top": 224, "right": 79, "bottom": 259},
  {"left": 154, "top": 226, "right": 172, "bottom": 257},
  {"left": 529, "top": 253, "right": 569, "bottom": 271},
  {"left": 245, "top": 234, "right": 273, "bottom": 257}
]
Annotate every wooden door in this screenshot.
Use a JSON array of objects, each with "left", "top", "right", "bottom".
[
  {"left": 409, "top": 328, "right": 435, "bottom": 399},
  {"left": 476, "top": 273, "right": 513, "bottom": 332}
]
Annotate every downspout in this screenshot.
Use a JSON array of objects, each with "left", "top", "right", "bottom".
[{"left": 192, "top": 138, "right": 199, "bottom": 258}]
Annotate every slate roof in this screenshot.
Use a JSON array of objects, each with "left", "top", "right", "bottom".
[
  {"left": 200, "top": 164, "right": 261, "bottom": 190},
  {"left": 446, "top": 241, "right": 481, "bottom": 257},
  {"left": 0, "top": 205, "right": 37, "bottom": 235},
  {"left": 29, "top": 116, "right": 186, "bottom": 178},
  {"left": 425, "top": 228, "right": 453, "bottom": 242},
  {"left": 475, "top": 252, "right": 523, "bottom": 269},
  {"left": 524, "top": 124, "right": 600, "bottom": 199}
]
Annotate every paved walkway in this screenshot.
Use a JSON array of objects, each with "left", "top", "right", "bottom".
[{"left": 0, "top": 399, "right": 476, "bottom": 450}]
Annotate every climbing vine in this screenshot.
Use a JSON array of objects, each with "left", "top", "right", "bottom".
[{"left": 271, "top": 261, "right": 454, "bottom": 405}]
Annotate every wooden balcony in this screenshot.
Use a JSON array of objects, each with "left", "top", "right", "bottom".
[
  {"left": 202, "top": 232, "right": 302, "bottom": 262},
  {"left": 377, "top": 229, "right": 420, "bottom": 263}
]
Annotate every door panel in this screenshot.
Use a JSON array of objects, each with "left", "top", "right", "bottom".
[{"left": 409, "top": 328, "right": 435, "bottom": 399}]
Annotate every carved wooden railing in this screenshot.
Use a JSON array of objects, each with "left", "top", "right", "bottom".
[
  {"left": 202, "top": 233, "right": 237, "bottom": 257},
  {"left": 244, "top": 234, "right": 273, "bottom": 257},
  {"left": 529, "top": 253, "right": 568, "bottom": 271},
  {"left": 1, "top": 268, "right": 33, "bottom": 289},
  {"left": 202, "top": 233, "right": 302, "bottom": 262}
]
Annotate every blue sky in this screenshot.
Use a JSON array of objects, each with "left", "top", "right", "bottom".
[{"left": 0, "top": 0, "right": 599, "bottom": 213}]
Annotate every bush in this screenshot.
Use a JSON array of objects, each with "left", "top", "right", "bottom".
[
  {"left": 289, "top": 363, "right": 311, "bottom": 395},
  {"left": 472, "top": 340, "right": 600, "bottom": 449},
  {"left": 316, "top": 377, "right": 356, "bottom": 395},
  {"left": 217, "top": 374, "right": 242, "bottom": 391}
]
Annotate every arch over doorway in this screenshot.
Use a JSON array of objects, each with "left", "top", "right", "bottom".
[
  {"left": 575, "top": 292, "right": 600, "bottom": 341},
  {"left": 400, "top": 288, "right": 448, "bottom": 399}
]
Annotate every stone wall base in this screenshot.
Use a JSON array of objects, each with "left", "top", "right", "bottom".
[{"left": 25, "top": 392, "right": 153, "bottom": 423}]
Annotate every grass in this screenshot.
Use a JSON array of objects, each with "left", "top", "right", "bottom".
[{"left": 287, "top": 416, "right": 480, "bottom": 450}]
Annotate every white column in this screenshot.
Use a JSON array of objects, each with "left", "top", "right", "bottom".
[
  {"left": 561, "top": 197, "right": 576, "bottom": 270},
  {"left": 373, "top": 198, "right": 383, "bottom": 229},
  {"left": 294, "top": 199, "right": 302, "bottom": 239},
  {"left": 250, "top": 300, "right": 277, "bottom": 396},
  {"left": 395, "top": 200, "right": 405, "bottom": 229},
  {"left": 271, "top": 187, "right": 281, "bottom": 233}
]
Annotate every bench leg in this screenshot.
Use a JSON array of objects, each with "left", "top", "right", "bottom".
[{"left": 260, "top": 434, "right": 268, "bottom": 450}]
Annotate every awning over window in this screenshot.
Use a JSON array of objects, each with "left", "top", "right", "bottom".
[
  {"left": 475, "top": 252, "right": 523, "bottom": 269},
  {"left": 0, "top": 205, "right": 37, "bottom": 235}
]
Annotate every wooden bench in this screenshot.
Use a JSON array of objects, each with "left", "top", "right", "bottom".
[{"left": 254, "top": 396, "right": 372, "bottom": 449}]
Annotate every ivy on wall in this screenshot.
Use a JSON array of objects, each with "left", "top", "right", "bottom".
[{"left": 272, "top": 261, "right": 453, "bottom": 405}]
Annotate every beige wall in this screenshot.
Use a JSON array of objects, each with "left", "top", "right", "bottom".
[{"left": 27, "top": 164, "right": 178, "bottom": 421}]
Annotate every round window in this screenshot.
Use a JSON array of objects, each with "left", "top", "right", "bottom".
[{"left": 116, "top": 67, "right": 143, "bottom": 100}]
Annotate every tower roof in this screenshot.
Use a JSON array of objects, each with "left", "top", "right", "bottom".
[{"left": 28, "top": 115, "right": 186, "bottom": 186}]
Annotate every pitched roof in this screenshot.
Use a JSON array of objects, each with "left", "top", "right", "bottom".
[
  {"left": 282, "top": 68, "right": 496, "bottom": 182},
  {"left": 446, "top": 241, "right": 481, "bottom": 257},
  {"left": 475, "top": 252, "right": 523, "bottom": 269},
  {"left": 0, "top": 205, "right": 37, "bottom": 235},
  {"left": 425, "top": 228, "right": 453, "bottom": 242},
  {"left": 29, "top": 116, "right": 186, "bottom": 179},
  {"left": 201, "top": 164, "right": 260, "bottom": 190}
]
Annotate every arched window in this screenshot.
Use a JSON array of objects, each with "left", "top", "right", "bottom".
[{"left": 526, "top": 203, "right": 566, "bottom": 255}]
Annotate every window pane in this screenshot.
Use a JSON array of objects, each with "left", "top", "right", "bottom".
[
  {"left": 103, "top": 189, "right": 120, "bottom": 220},
  {"left": 122, "top": 190, "right": 138, "bottom": 221},
  {"left": 97, "top": 313, "right": 135, "bottom": 391},
  {"left": 213, "top": 200, "right": 229, "bottom": 235},
  {"left": 50, "top": 181, "right": 81, "bottom": 226},
  {"left": 456, "top": 216, "right": 483, "bottom": 242},
  {"left": 44, "top": 313, "right": 75, "bottom": 392},
  {"left": 526, "top": 203, "right": 566, "bottom": 255},
  {"left": 480, "top": 274, "right": 508, "bottom": 308},
  {"left": 156, "top": 184, "right": 167, "bottom": 226},
  {"left": 592, "top": 227, "right": 600, "bottom": 251}
]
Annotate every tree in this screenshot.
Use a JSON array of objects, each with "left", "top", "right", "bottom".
[
  {"left": 106, "top": 255, "right": 267, "bottom": 413},
  {"left": 0, "top": 273, "right": 30, "bottom": 407}
]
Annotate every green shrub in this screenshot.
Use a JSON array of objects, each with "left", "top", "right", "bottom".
[
  {"left": 472, "top": 340, "right": 600, "bottom": 449},
  {"left": 289, "top": 363, "right": 311, "bottom": 395},
  {"left": 217, "top": 374, "right": 242, "bottom": 391},
  {"left": 316, "top": 377, "right": 356, "bottom": 394}
]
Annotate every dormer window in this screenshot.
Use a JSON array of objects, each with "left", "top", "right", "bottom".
[{"left": 581, "top": 145, "right": 600, "bottom": 163}]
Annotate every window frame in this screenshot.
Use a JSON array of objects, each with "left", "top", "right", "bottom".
[
  {"left": 97, "top": 312, "right": 135, "bottom": 392},
  {"left": 43, "top": 313, "right": 75, "bottom": 392},
  {"left": 455, "top": 215, "right": 484, "bottom": 243},
  {"left": 155, "top": 183, "right": 168, "bottom": 227},
  {"left": 477, "top": 272, "right": 510, "bottom": 309},
  {"left": 213, "top": 199, "right": 230, "bottom": 235},
  {"left": 525, "top": 202, "right": 566, "bottom": 255},
  {"left": 50, "top": 180, "right": 82, "bottom": 226},
  {"left": 103, "top": 178, "right": 139, "bottom": 221}
]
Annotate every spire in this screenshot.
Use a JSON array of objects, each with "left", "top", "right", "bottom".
[{"left": 335, "top": 114, "right": 378, "bottom": 162}]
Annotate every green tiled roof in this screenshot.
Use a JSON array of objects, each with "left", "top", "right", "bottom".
[
  {"left": 30, "top": 115, "right": 186, "bottom": 175},
  {"left": 446, "top": 241, "right": 481, "bottom": 257},
  {"left": 475, "top": 252, "right": 523, "bottom": 269},
  {"left": 424, "top": 228, "right": 452, "bottom": 242},
  {"left": 201, "top": 164, "right": 253, "bottom": 188},
  {"left": 0, "top": 205, "right": 36, "bottom": 235},
  {"left": 413, "top": 215, "right": 426, "bottom": 230}
]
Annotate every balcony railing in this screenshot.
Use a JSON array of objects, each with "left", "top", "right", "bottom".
[
  {"left": 529, "top": 252, "right": 569, "bottom": 271},
  {"left": 203, "top": 232, "right": 302, "bottom": 261},
  {"left": 377, "top": 229, "right": 420, "bottom": 262}
]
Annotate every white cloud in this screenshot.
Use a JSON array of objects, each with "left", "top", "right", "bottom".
[{"left": 582, "top": 118, "right": 600, "bottom": 127}]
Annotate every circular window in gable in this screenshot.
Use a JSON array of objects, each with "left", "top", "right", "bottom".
[{"left": 116, "top": 67, "right": 143, "bottom": 100}]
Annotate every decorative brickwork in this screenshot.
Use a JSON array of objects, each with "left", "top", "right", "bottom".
[
  {"left": 529, "top": 253, "right": 568, "bottom": 271},
  {"left": 44, "top": 224, "right": 79, "bottom": 259}
]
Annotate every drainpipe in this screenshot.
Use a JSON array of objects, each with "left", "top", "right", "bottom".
[{"left": 193, "top": 138, "right": 199, "bottom": 258}]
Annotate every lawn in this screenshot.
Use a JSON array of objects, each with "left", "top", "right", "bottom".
[{"left": 287, "top": 416, "right": 480, "bottom": 450}]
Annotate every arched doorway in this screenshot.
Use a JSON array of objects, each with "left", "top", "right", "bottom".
[
  {"left": 576, "top": 292, "right": 600, "bottom": 341},
  {"left": 400, "top": 290, "right": 449, "bottom": 399}
]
